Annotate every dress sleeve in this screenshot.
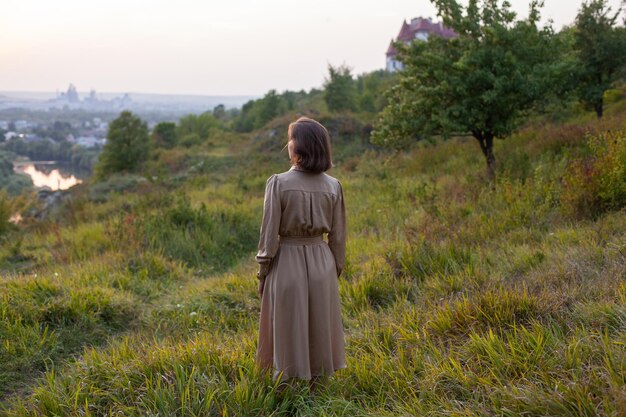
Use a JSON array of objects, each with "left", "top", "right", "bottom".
[
  {"left": 255, "top": 174, "right": 281, "bottom": 279},
  {"left": 328, "top": 180, "right": 347, "bottom": 278}
]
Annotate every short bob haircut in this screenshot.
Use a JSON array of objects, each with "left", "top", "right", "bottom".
[{"left": 288, "top": 117, "right": 333, "bottom": 173}]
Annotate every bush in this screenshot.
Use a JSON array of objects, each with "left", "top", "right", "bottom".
[
  {"left": 0, "top": 150, "right": 33, "bottom": 196},
  {"left": 89, "top": 174, "right": 149, "bottom": 203},
  {"left": 178, "top": 133, "right": 202, "bottom": 148},
  {"left": 152, "top": 122, "right": 177, "bottom": 149},
  {"left": 561, "top": 129, "right": 626, "bottom": 218},
  {"left": 0, "top": 190, "right": 13, "bottom": 237}
]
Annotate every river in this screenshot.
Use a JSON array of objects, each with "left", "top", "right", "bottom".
[{"left": 13, "top": 161, "right": 89, "bottom": 191}]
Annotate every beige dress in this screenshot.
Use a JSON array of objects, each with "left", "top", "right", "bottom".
[{"left": 256, "top": 165, "right": 347, "bottom": 381}]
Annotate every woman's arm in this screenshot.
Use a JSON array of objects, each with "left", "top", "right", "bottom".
[
  {"left": 255, "top": 174, "right": 281, "bottom": 280},
  {"left": 328, "top": 180, "right": 346, "bottom": 278}
]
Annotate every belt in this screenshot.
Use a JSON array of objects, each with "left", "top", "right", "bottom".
[{"left": 279, "top": 235, "right": 324, "bottom": 245}]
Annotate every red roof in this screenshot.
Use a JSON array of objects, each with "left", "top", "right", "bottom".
[
  {"left": 387, "top": 17, "right": 457, "bottom": 57},
  {"left": 397, "top": 20, "right": 414, "bottom": 42},
  {"left": 386, "top": 40, "right": 398, "bottom": 56}
]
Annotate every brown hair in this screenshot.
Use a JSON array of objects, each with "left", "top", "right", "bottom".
[{"left": 288, "top": 117, "right": 333, "bottom": 173}]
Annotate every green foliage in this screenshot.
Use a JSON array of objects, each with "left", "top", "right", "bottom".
[
  {"left": 233, "top": 100, "right": 257, "bottom": 132},
  {"left": 230, "top": 76, "right": 389, "bottom": 133},
  {"left": 561, "top": 129, "right": 626, "bottom": 218},
  {"left": 2, "top": 138, "right": 100, "bottom": 171},
  {"left": 390, "top": 240, "right": 477, "bottom": 283},
  {"left": 152, "top": 121, "right": 177, "bottom": 149},
  {"left": 2, "top": 98, "right": 626, "bottom": 415},
  {"left": 178, "top": 133, "right": 202, "bottom": 148},
  {"left": 137, "top": 193, "right": 258, "bottom": 270},
  {"left": 32, "top": 121, "right": 76, "bottom": 142},
  {"left": 256, "top": 90, "right": 284, "bottom": 127},
  {"left": 94, "top": 111, "right": 150, "bottom": 180},
  {"left": 0, "top": 151, "right": 16, "bottom": 180},
  {"left": 355, "top": 70, "right": 396, "bottom": 113},
  {"left": 323, "top": 64, "right": 357, "bottom": 112},
  {"left": 427, "top": 287, "right": 549, "bottom": 337},
  {"left": 0, "top": 150, "right": 32, "bottom": 195},
  {"left": 212, "top": 104, "right": 226, "bottom": 120},
  {"left": 0, "top": 251, "right": 188, "bottom": 397},
  {"left": 373, "top": 0, "right": 557, "bottom": 179},
  {"left": 573, "top": 0, "right": 626, "bottom": 118},
  {"left": 234, "top": 90, "right": 290, "bottom": 132},
  {"left": 88, "top": 174, "right": 148, "bottom": 203},
  {"left": 0, "top": 273, "right": 139, "bottom": 396},
  {"left": 177, "top": 112, "right": 221, "bottom": 143},
  {"left": 0, "top": 190, "right": 13, "bottom": 237}
]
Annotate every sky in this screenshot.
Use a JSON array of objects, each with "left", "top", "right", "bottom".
[{"left": 1, "top": 0, "right": 623, "bottom": 96}]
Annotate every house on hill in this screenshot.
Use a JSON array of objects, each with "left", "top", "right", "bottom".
[{"left": 386, "top": 17, "right": 457, "bottom": 72}]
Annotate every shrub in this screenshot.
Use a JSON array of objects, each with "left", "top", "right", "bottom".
[
  {"left": 89, "top": 174, "right": 149, "bottom": 203},
  {"left": 561, "top": 129, "right": 626, "bottom": 218},
  {"left": 178, "top": 133, "right": 202, "bottom": 148},
  {"left": 0, "top": 190, "right": 13, "bottom": 237},
  {"left": 151, "top": 121, "right": 177, "bottom": 149}
]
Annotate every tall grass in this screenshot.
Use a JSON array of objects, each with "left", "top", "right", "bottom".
[{"left": 1, "top": 102, "right": 626, "bottom": 415}]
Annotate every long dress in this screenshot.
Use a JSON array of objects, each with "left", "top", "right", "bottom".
[{"left": 255, "top": 165, "right": 347, "bottom": 381}]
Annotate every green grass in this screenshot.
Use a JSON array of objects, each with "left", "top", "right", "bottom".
[{"left": 1, "top": 102, "right": 626, "bottom": 415}]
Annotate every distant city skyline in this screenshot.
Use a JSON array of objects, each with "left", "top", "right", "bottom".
[{"left": 2, "top": 0, "right": 623, "bottom": 96}]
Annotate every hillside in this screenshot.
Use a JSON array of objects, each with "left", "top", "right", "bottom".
[{"left": 1, "top": 99, "right": 625, "bottom": 415}]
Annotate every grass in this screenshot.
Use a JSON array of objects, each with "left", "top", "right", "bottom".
[{"left": 0, "top": 101, "right": 625, "bottom": 415}]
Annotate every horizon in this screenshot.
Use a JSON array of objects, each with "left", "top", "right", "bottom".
[
  {"left": 2, "top": 0, "right": 624, "bottom": 96},
  {"left": 0, "top": 89, "right": 259, "bottom": 98}
]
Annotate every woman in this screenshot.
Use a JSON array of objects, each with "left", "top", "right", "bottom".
[{"left": 255, "top": 116, "right": 347, "bottom": 388}]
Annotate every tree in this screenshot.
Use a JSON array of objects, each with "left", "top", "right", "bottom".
[
  {"left": 177, "top": 113, "right": 221, "bottom": 141},
  {"left": 256, "top": 90, "right": 284, "bottom": 127},
  {"left": 212, "top": 104, "right": 226, "bottom": 120},
  {"left": 95, "top": 111, "right": 150, "bottom": 179},
  {"left": 356, "top": 70, "right": 396, "bottom": 112},
  {"left": 573, "top": 0, "right": 626, "bottom": 118},
  {"left": 233, "top": 90, "right": 287, "bottom": 132},
  {"left": 372, "top": 0, "right": 556, "bottom": 181},
  {"left": 152, "top": 122, "right": 177, "bottom": 149},
  {"left": 49, "top": 121, "right": 74, "bottom": 142},
  {"left": 323, "top": 64, "right": 357, "bottom": 112}
]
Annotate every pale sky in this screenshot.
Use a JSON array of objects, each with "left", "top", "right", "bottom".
[{"left": 1, "top": 0, "right": 623, "bottom": 96}]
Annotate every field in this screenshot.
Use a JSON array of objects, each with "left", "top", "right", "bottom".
[{"left": 1, "top": 101, "right": 625, "bottom": 416}]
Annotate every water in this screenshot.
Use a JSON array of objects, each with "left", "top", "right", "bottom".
[
  {"left": 9, "top": 213, "right": 22, "bottom": 224},
  {"left": 13, "top": 161, "right": 88, "bottom": 191}
]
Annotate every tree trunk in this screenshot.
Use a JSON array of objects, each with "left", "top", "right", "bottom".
[
  {"left": 595, "top": 101, "right": 603, "bottom": 119},
  {"left": 474, "top": 132, "right": 496, "bottom": 183}
]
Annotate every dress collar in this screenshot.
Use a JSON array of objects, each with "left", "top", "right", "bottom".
[{"left": 290, "top": 165, "right": 307, "bottom": 172}]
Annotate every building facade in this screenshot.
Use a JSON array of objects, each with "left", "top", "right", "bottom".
[{"left": 386, "top": 17, "right": 457, "bottom": 72}]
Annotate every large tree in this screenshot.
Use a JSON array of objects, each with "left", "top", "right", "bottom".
[
  {"left": 95, "top": 111, "right": 150, "bottom": 179},
  {"left": 573, "top": 0, "right": 626, "bottom": 118},
  {"left": 372, "top": 0, "right": 555, "bottom": 180}
]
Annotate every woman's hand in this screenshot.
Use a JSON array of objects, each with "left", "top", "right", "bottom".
[{"left": 258, "top": 277, "right": 266, "bottom": 297}]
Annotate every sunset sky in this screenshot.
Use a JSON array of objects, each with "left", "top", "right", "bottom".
[{"left": 2, "top": 0, "right": 623, "bottom": 96}]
